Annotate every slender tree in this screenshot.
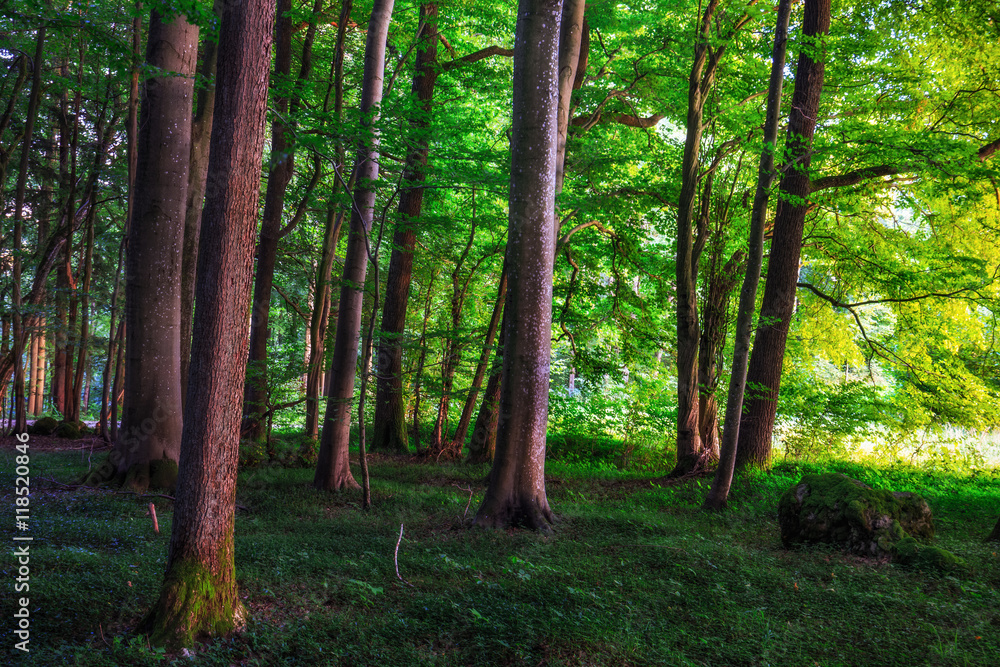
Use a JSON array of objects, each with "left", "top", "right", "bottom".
[
  {"left": 113, "top": 9, "right": 198, "bottom": 490},
  {"left": 735, "top": 0, "right": 831, "bottom": 469},
  {"left": 474, "top": 0, "right": 561, "bottom": 530},
  {"left": 314, "top": 0, "right": 396, "bottom": 491},
  {"left": 138, "top": 0, "right": 276, "bottom": 647},
  {"left": 371, "top": 2, "right": 439, "bottom": 453},
  {"left": 704, "top": 0, "right": 792, "bottom": 509}
]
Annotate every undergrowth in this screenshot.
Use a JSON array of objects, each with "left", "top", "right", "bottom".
[{"left": 1, "top": 441, "right": 998, "bottom": 666}]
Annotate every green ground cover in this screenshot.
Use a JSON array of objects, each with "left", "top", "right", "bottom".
[{"left": 2, "top": 442, "right": 998, "bottom": 666}]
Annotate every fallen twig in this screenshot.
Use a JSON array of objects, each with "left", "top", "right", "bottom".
[
  {"left": 148, "top": 503, "right": 159, "bottom": 533},
  {"left": 394, "top": 523, "right": 413, "bottom": 587}
]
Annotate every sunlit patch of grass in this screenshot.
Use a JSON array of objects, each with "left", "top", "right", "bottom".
[{"left": 1, "top": 445, "right": 998, "bottom": 665}]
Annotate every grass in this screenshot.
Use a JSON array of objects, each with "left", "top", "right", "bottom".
[{"left": 1, "top": 438, "right": 999, "bottom": 666}]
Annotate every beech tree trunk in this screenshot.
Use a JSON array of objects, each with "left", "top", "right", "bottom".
[
  {"left": 474, "top": 0, "right": 561, "bottom": 530},
  {"left": 468, "top": 307, "right": 505, "bottom": 464},
  {"left": 705, "top": 0, "right": 792, "bottom": 510},
  {"left": 138, "top": 0, "right": 275, "bottom": 648},
  {"left": 736, "top": 0, "right": 831, "bottom": 470},
  {"left": 371, "top": 2, "right": 439, "bottom": 453},
  {"left": 180, "top": 2, "right": 219, "bottom": 403},
  {"left": 113, "top": 11, "right": 198, "bottom": 490},
  {"left": 314, "top": 0, "right": 395, "bottom": 492},
  {"left": 554, "top": 0, "right": 585, "bottom": 194}
]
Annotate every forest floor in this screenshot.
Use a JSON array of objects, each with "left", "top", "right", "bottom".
[{"left": 1, "top": 435, "right": 999, "bottom": 666}]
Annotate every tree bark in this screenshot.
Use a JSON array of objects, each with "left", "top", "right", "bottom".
[
  {"left": 554, "top": 0, "right": 585, "bottom": 194},
  {"left": 242, "top": 0, "right": 297, "bottom": 441},
  {"left": 452, "top": 264, "right": 507, "bottom": 451},
  {"left": 735, "top": 0, "right": 831, "bottom": 470},
  {"left": 371, "top": 2, "right": 439, "bottom": 453},
  {"left": 138, "top": 0, "right": 275, "bottom": 648},
  {"left": 671, "top": 0, "right": 728, "bottom": 477},
  {"left": 314, "top": 0, "right": 396, "bottom": 491},
  {"left": 305, "top": 204, "right": 344, "bottom": 439},
  {"left": 9, "top": 25, "right": 46, "bottom": 432},
  {"left": 113, "top": 11, "right": 198, "bottom": 490},
  {"left": 705, "top": 0, "right": 792, "bottom": 509},
  {"left": 180, "top": 2, "right": 219, "bottom": 404},
  {"left": 468, "top": 306, "right": 505, "bottom": 465},
  {"left": 474, "top": 0, "right": 560, "bottom": 530}
]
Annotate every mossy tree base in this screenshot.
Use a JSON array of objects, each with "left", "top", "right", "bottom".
[
  {"left": 137, "top": 559, "right": 246, "bottom": 650},
  {"left": 475, "top": 492, "right": 554, "bottom": 532}
]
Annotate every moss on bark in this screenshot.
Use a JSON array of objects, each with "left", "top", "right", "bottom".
[{"left": 138, "top": 559, "right": 246, "bottom": 649}]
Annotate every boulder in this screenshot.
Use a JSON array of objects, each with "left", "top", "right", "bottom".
[
  {"left": 778, "top": 473, "right": 934, "bottom": 556},
  {"left": 54, "top": 421, "right": 82, "bottom": 439},
  {"left": 31, "top": 416, "right": 59, "bottom": 435}
]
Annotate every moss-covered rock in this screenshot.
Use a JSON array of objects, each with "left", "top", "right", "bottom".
[
  {"left": 778, "top": 473, "right": 933, "bottom": 556},
  {"left": 893, "top": 536, "right": 970, "bottom": 574},
  {"left": 31, "top": 416, "right": 59, "bottom": 435},
  {"left": 54, "top": 421, "right": 81, "bottom": 439}
]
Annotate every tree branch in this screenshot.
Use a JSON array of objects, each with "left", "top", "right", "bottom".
[{"left": 439, "top": 45, "right": 513, "bottom": 73}]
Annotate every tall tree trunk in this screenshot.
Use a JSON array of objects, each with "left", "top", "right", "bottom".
[
  {"left": 243, "top": 0, "right": 324, "bottom": 440},
  {"left": 705, "top": 0, "right": 792, "bottom": 509},
  {"left": 452, "top": 264, "right": 506, "bottom": 451},
  {"left": 113, "top": 11, "right": 198, "bottom": 490},
  {"left": 371, "top": 2, "right": 439, "bottom": 453},
  {"left": 110, "top": 320, "right": 125, "bottom": 441},
  {"left": 474, "top": 0, "right": 560, "bottom": 530},
  {"left": 9, "top": 25, "right": 46, "bottom": 432},
  {"left": 736, "top": 0, "right": 831, "bottom": 469},
  {"left": 430, "top": 221, "right": 476, "bottom": 451},
  {"left": 138, "top": 0, "right": 275, "bottom": 648},
  {"left": 51, "top": 58, "right": 71, "bottom": 415},
  {"left": 410, "top": 270, "right": 438, "bottom": 454},
  {"left": 305, "top": 204, "right": 344, "bottom": 438},
  {"left": 554, "top": 0, "right": 585, "bottom": 194},
  {"left": 180, "top": 2, "right": 219, "bottom": 403},
  {"left": 468, "top": 306, "right": 506, "bottom": 465},
  {"left": 314, "top": 0, "right": 395, "bottom": 491},
  {"left": 671, "top": 0, "right": 726, "bottom": 477},
  {"left": 242, "top": 0, "right": 296, "bottom": 441}
]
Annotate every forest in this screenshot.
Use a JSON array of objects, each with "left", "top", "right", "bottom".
[{"left": 1, "top": 0, "right": 999, "bottom": 663}]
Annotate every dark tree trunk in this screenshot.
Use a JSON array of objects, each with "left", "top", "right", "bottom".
[
  {"left": 671, "top": 0, "right": 730, "bottom": 477},
  {"left": 554, "top": 0, "right": 585, "bottom": 194},
  {"left": 314, "top": 0, "right": 395, "bottom": 492},
  {"left": 410, "top": 270, "right": 438, "bottom": 454},
  {"left": 180, "top": 2, "right": 219, "bottom": 404},
  {"left": 371, "top": 2, "right": 439, "bottom": 453},
  {"left": 705, "top": 0, "right": 792, "bottom": 510},
  {"left": 242, "top": 0, "right": 296, "bottom": 442},
  {"left": 474, "top": 0, "right": 560, "bottom": 530},
  {"left": 305, "top": 205, "right": 344, "bottom": 439},
  {"left": 736, "top": 0, "right": 831, "bottom": 470},
  {"left": 138, "top": 0, "right": 275, "bottom": 648},
  {"left": 452, "top": 264, "right": 507, "bottom": 451},
  {"left": 9, "top": 25, "right": 46, "bottom": 432},
  {"left": 113, "top": 11, "right": 198, "bottom": 490},
  {"left": 468, "top": 307, "right": 505, "bottom": 465}
]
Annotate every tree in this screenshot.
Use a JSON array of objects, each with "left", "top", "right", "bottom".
[
  {"left": 313, "top": 0, "right": 396, "bottom": 491},
  {"left": 735, "top": 0, "right": 831, "bottom": 469},
  {"left": 704, "top": 0, "right": 792, "bottom": 510},
  {"left": 371, "top": 2, "right": 440, "bottom": 453},
  {"left": 474, "top": 0, "right": 561, "bottom": 530},
  {"left": 113, "top": 8, "right": 199, "bottom": 490},
  {"left": 138, "top": 0, "right": 276, "bottom": 647}
]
